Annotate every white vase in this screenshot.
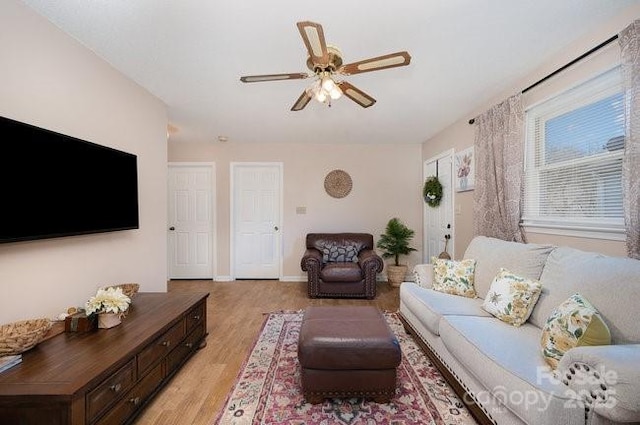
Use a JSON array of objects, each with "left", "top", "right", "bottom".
[
  {"left": 98, "top": 313, "right": 122, "bottom": 329},
  {"left": 459, "top": 176, "right": 468, "bottom": 190}
]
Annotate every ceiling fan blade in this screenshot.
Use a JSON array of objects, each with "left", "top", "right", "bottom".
[
  {"left": 296, "top": 21, "right": 329, "bottom": 67},
  {"left": 291, "top": 91, "right": 312, "bottom": 111},
  {"left": 340, "top": 51, "right": 411, "bottom": 75},
  {"left": 337, "top": 81, "right": 376, "bottom": 108},
  {"left": 240, "top": 73, "right": 308, "bottom": 83}
]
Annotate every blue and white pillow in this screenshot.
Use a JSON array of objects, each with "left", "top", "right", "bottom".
[{"left": 321, "top": 242, "right": 359, "bottom": 262}]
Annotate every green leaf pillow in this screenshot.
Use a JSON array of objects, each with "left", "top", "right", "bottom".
[{"left": 540, "top": 293, "right": 611, "bottom": 369}]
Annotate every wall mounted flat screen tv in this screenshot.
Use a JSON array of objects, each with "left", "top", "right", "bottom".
[{"left": 1, "top": 115, "right": 139, "bottom": 243}]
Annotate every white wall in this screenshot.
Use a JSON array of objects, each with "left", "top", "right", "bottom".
[
  {"left": 168, "top": 142, "right": 423, "bottom": 280},
  {"left": 0, "top": 0, "right": 168, "bottom": 323},
  {"left": 423, "top": 4, "right": 640, "bottom": 258}
]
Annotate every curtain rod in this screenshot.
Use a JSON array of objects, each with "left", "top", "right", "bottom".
[{"left": 468, "top": 33, "right": 619, "bottom": 125}]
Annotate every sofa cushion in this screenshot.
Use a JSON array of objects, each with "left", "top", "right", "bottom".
[
  {"left": 540, "top": 293, "right": 611, "bottom": 369},
  {"left": 482, "top": 268, "right": 542, "bottom": 327},
  {"left": 440, "top": 316, "right": 584, "bottom": 425},
  {"left": 529, "top": 246, "right": 640, "bottom": 344},
  {"left": 399, "top": 282, "right": 489, "bottom": 335},
  {"left": 463, "top": 236, "right": 555, "bottom": 299},
  {"left": 320, "top": 262, "right": 362, "bottom": 282},
  {"left": 432, "top": 257, "right": 477, "bottom": 298}
]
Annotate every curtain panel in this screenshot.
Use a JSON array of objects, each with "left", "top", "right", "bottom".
[
  {"left": 473, "top": 94, "right": 526, "bottom": 243},
  {"left": 620, "top": 19, "right": 640, "bottom": 260}
]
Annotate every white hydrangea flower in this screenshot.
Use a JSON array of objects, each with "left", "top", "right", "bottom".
[{"left": 85, "top": 287, "right": 131, "bottom": 316}]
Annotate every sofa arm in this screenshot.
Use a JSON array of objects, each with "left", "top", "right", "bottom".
[
  {"left": 357, "top": 249, "right": 384, "bottom": 273},
  {"left": 301, "top": 248, "right": 322, "bottom": 272},
  {"left": 412, "top": 264, "right": 433, "bottom": 288},
  {"left": 557, "top": 344, "right": 640, "bottom": 423}
]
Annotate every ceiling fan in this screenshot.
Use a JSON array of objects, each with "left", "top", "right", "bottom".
[{"left": 239, "top": 21, "right": 411, "bottom": 111}]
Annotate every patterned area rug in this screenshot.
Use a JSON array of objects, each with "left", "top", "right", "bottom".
[{"left": 212, "top": 310, "right": 477, "bottom": 425}]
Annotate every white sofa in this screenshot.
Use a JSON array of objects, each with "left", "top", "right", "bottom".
[{"left": 399, "top": 236, "right": 640, "bottom": 425}]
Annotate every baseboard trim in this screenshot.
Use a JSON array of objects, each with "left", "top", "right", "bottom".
[
  {"left": 280, "top": 276, "right": 306, "bottom": 282},
  {"left": 215, "top": 275, "right": 233, "bottom": 282}
]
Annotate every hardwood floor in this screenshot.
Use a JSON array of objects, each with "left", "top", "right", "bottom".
[{"left": 133, "top": 280, "right": 400, "bottom": 425}]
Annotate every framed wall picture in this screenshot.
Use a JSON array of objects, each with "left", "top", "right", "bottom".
[{"left": 455, "top": 147, "right": 475, "bottom": 192}]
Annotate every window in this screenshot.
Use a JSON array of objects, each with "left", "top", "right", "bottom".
[{"left": 523, "top": 67, "right": 625, "bottom": 239}]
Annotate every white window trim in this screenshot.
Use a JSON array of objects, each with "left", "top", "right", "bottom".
[
  {"left": 522, "top": 220, "right": 625, "bottom": 241},
  {"left": 522, "top": 66, "right": 625, "bottom": 241}
]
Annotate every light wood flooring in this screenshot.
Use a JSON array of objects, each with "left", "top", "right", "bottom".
[{"left": 133, "top": 280, "right": 400, "bottom": 425}]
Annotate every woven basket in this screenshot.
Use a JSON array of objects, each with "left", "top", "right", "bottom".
[
  {"left": 324, "top": 169, "right": 353, "bottom": 199},
  {"left": 0, "top": 318, "right": 52, "bottom": 356},
  {"left": 104, "top": 283, "right": 139, "bottom": 298}
]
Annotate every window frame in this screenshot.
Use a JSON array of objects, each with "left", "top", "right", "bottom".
[{"left": 522, "top": 66, "right": 625, "bottom": 241}]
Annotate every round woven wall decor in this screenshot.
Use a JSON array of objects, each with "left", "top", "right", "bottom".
[{"left": 324, "top": 169, "right": 352, "bottom": 198}]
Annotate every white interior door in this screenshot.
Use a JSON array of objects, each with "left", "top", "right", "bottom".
[
  {"left": 168, "top": 163, "right": 215, "bottom": 279},
  {"left": 424, "top": 151, "right": 455, "bottom": 262},
  {"left": 231, "top": 163, "right": 282, "bottom": 279}
]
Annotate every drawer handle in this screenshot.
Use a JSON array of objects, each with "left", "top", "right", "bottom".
[
  {"left": 129, "top": 397, "right": 141, "bottom": 406},
  {"left": 160, "top": 340, "right": 171, "bottom": 347},
  {"left": 110, "top": 383, "right": 122, "bottom": 393},
  {"left": 185, "top": 342, "right": 194, "bottom": 348},
  {"left": 192, "top": 315, "right": 201, "bottom": 320}
]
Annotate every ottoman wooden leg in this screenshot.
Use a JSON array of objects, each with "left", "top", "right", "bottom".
[
  {"left": 373, "top": 394, "right": 391, "bottom": 404},
  {"left": 306, "top": 393, "right": 324, "bottom": 404}
]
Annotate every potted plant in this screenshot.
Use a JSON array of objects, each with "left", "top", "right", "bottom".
[{"left": 377, "top": 217, "right": 417, "bottom": 287}]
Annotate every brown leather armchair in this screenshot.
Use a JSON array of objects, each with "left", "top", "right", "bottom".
[{"left": 301, "top": 233, "right": 384, "bottom": 299}]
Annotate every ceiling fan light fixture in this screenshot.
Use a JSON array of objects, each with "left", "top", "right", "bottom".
[
  {"left": 315, "top": 89, "right": 328, "bottom": 103},
  {"left": 321, "top": 76, "right": 336, "bottom": 92},
  {"left": 329, "top": 86, "right": 342, "bottom": 100},
  {"left": 307, "top": 74, "right": 342, "bottom": 104}
]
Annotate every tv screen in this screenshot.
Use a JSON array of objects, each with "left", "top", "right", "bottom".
[{"left": 0, "top": 116, "right": 139, "bottom": 243}]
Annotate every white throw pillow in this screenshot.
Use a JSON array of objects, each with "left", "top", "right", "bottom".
[{"left": 482, "top": 268, "right": 542, "bottom": 327}]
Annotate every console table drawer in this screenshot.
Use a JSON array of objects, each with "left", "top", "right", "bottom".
[
  {"left": 137, "top": 320, "right": 185, "bottom": 376},
  {"left": 94, "top": 363, "right": 163, "bottom": 425},
  {"left": 185, "top": 301, "right": 205, "bottom": 334},
  {"left": 87, "top": 359, "right": 136, "bottom": 422},
  {"left": 166, "top": 324, "right": 205, "bottom": 374}
]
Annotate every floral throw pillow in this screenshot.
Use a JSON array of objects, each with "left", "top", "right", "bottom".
[
  {"left": 482, "top": 268, "right": 542, "bottom": 327},
  {"left": 412, "top": 264, "right": 433, "bottom": 288},
  {"left": 540, "top": 293, "right": 611, "bottom": 369},
  {"left": 431, "top": 257, "right": 477, "bottom": 298}
]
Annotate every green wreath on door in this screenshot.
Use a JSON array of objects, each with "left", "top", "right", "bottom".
[{"left": 423, "top": 176, "right": 443, "bottom": 207}]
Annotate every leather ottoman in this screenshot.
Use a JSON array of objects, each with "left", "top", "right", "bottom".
[{"left": 297, "top": 305, "right": 401, "bottom": 404}]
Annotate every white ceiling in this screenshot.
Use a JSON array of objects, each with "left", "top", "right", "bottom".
[{"left": 21, "top": 0, "right": 639, "bottom": 145}]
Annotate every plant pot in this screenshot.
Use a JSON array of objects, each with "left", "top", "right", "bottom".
[
  {"left": 98, "top": 313, "right": 122, "bottom": 329},
  {"left": 386, "top": 264, "right": 408, "bottom": 288}
]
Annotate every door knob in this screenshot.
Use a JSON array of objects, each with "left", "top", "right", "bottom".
[
  {"left": 169, "top": 226, "right": 175, "bottom": 231},
  {"left": 274, "top": 226, "right": 279, "bottom": 231}
]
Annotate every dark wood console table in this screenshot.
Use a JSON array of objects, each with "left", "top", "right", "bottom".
[{"left": 0, "top": 292, "right": 208, "bottom": 425}]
